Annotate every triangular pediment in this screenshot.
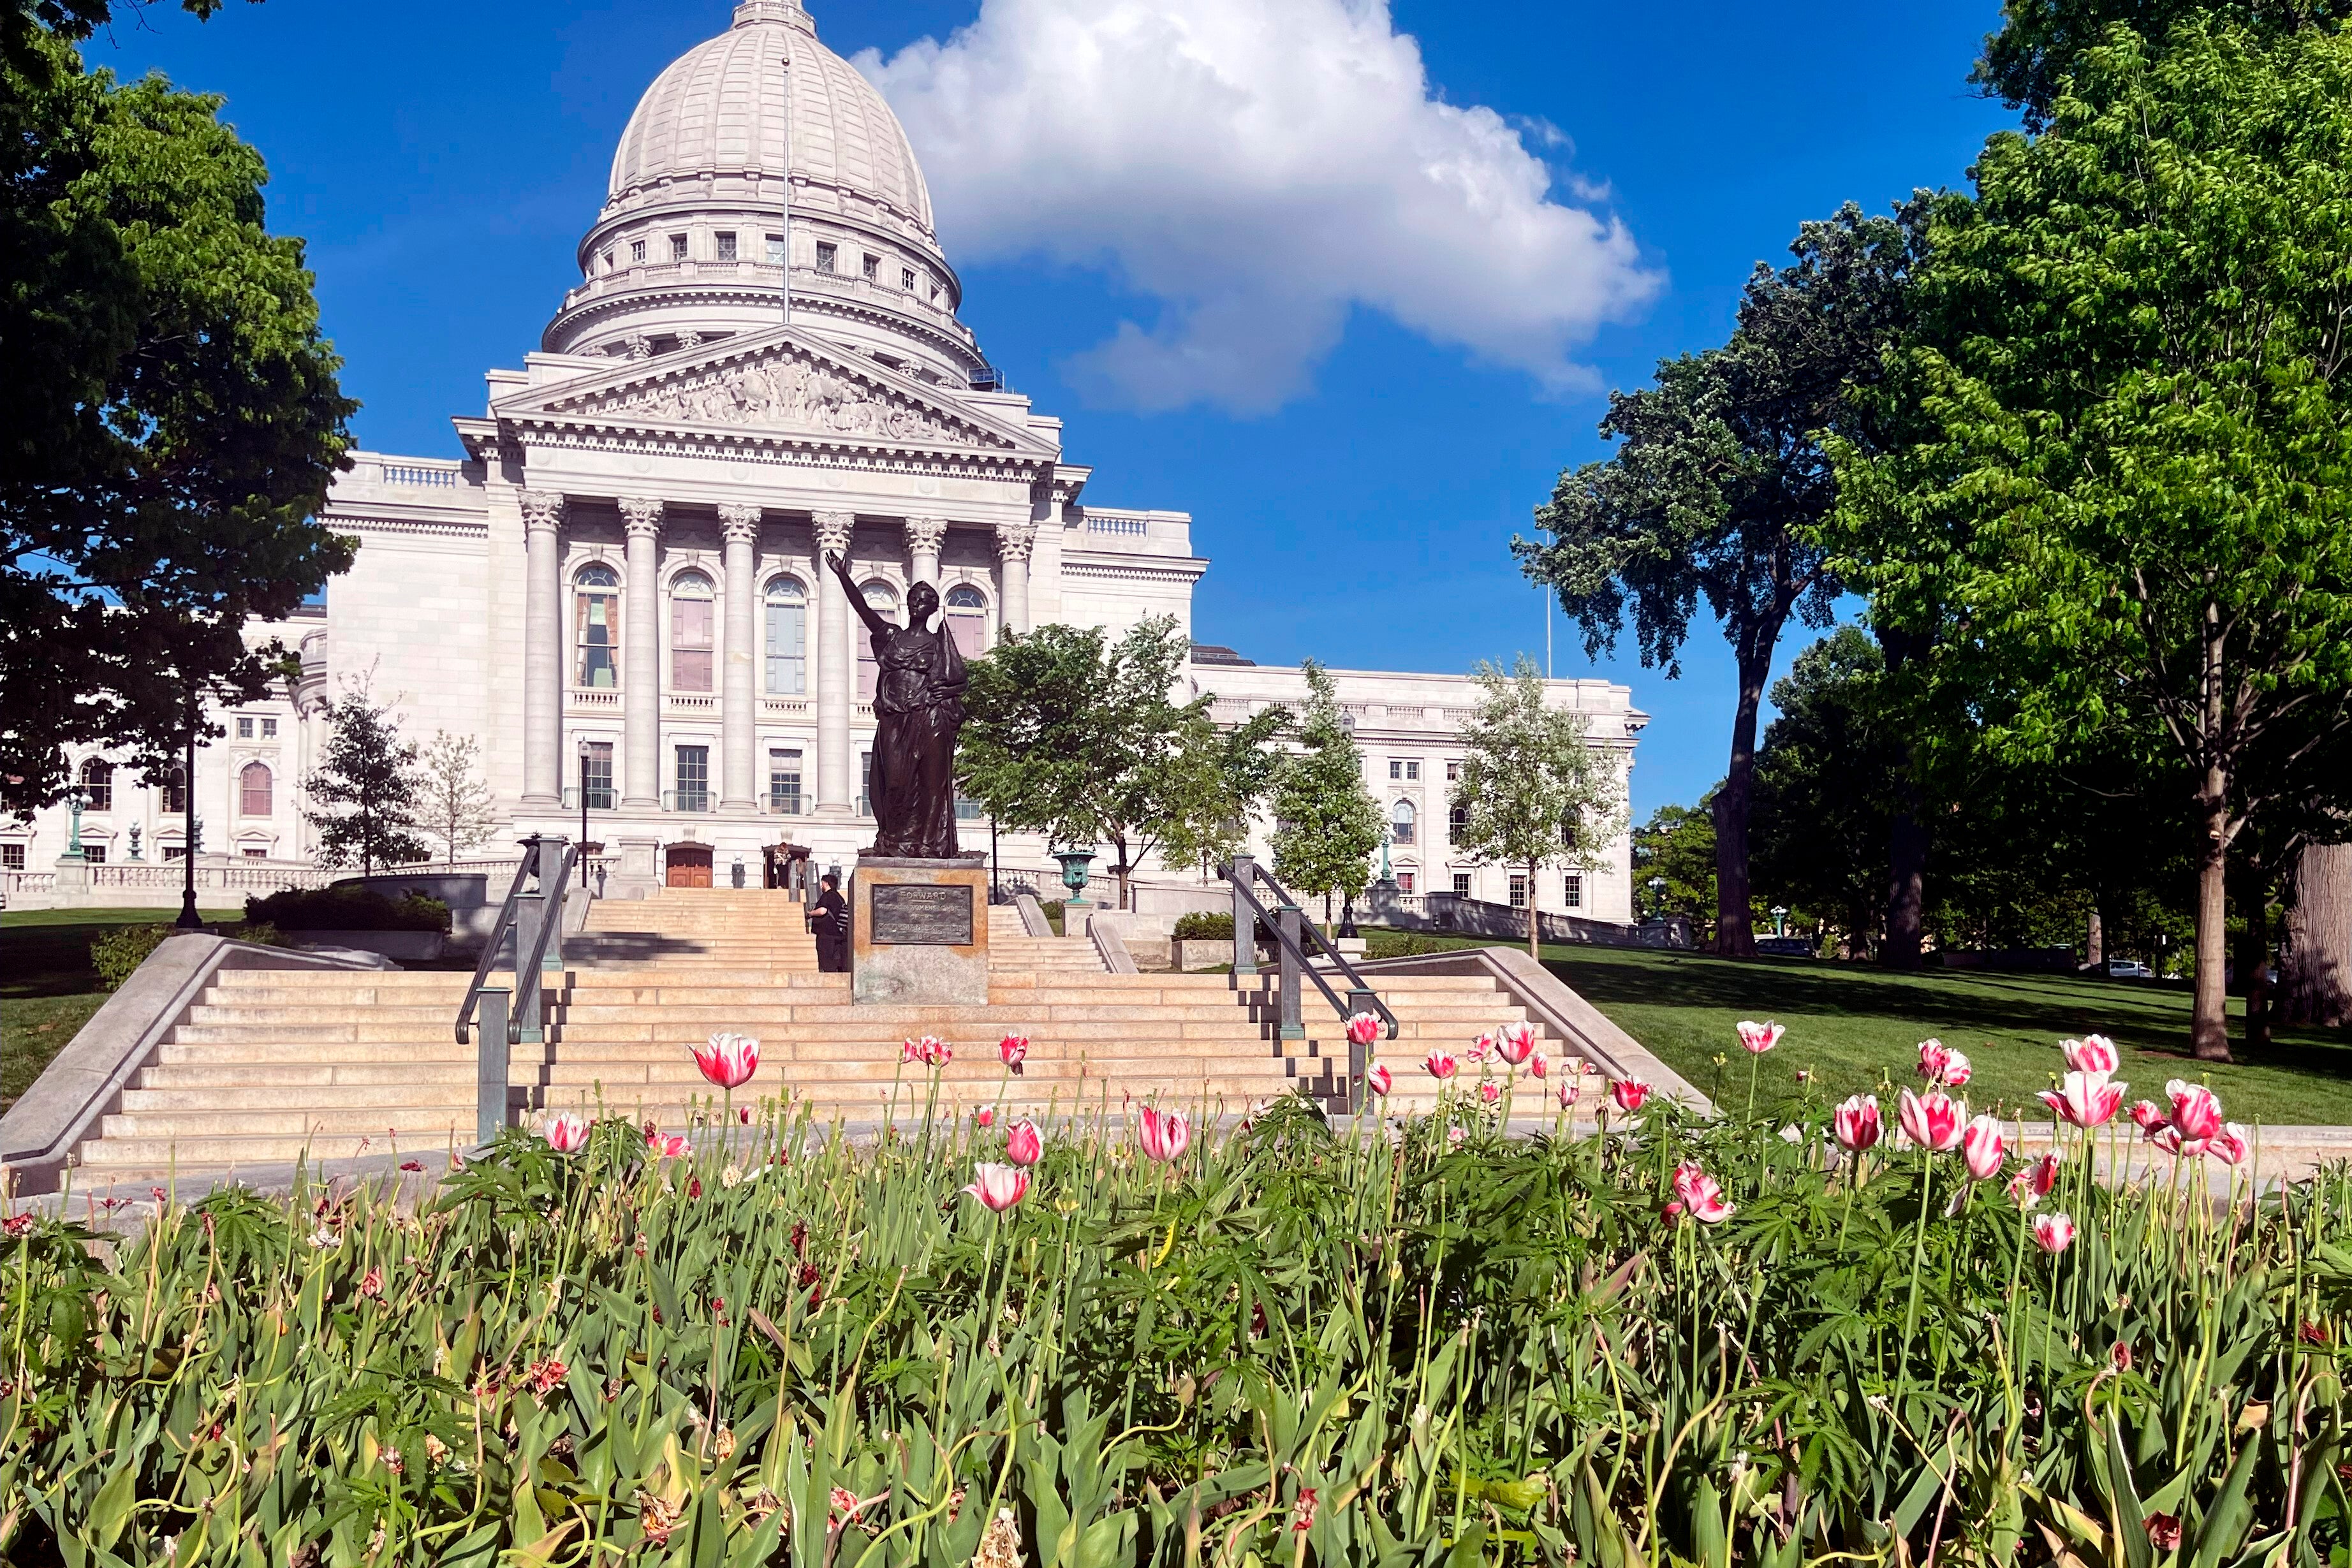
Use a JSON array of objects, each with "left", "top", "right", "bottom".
[{"left": 494, "top": 327, "right": 1051, "bottom": 457}]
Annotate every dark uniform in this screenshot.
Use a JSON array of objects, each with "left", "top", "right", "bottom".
[{"left": 811, "top": 881, "right": 850, "bottom": 973}]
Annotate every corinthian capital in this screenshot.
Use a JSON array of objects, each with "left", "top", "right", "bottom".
[
  {"left": 717, "top": 503, "right": 761, "bottom": 544},
  {"left": 994, "top": 521, "right": 1038, "bottom": 564},
  {"left": 812, "top": 510, "right": 855, "bottom": 555},
  {"left": 518, "top": 490, "right": 565, "bottom": 533},
  {"left": 903, "top": 516, "right": 948, "bottom": 554},
  {"left": 619, "top": 497, "right": 665, "bottom": 538}
]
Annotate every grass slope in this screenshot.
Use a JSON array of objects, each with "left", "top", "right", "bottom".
[{"left": 1, "top": 907, "right": 239, "bottom": 1112}]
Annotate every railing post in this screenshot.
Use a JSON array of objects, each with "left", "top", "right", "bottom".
[
  {"left": 514, "top": 835, "right": 545, "bottom": 1044},
  {"left": 538, "top": 835, "right": 569, "bottom": 978},
  {"left": 1277, "top": 901, "right": 1304, "bottom": 1041},
  {"left": 1345, "top": 984, "right": 1378, "bottom": 1113},
  {"left": 1230, "top": 854, "right": 1257, "bottom": 978},
  {"left": 476, "top": 986, "right": 510, "bottom": 1145}
]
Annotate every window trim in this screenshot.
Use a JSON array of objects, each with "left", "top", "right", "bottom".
[{"left": 238, "top": 760, "right": 274, "bottom": 817}]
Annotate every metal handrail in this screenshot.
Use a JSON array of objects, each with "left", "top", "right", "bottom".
[
  {"left": 1228, "top": 865, "right": 1398, "bottom": 1039},
  {"left": 456, "top": 856, "right": 536, "bottom": 1044},
  {"left": 511, "top": 842, "right": 581, "bottom": 1032}
]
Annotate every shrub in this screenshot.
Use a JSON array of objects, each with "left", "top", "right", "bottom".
[
  {"left": 91, "top": 922, "right": 286, "bottom": 990},
  {"left": 1038, "top": 897, "right": 1065, "bottom": 935},
  {"left": 1365, "top": 927, "right": 1450, "bottom": 958},
  {"left": 244, "top": 885, "right": 450, "bottom": 932},
  {"left": 1172, "top": 910, "right": 1235, "bottom": 942}
]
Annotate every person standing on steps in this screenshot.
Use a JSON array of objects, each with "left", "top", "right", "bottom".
[{"left": 811, "top": 872, "right": 850, "bottom": 973}]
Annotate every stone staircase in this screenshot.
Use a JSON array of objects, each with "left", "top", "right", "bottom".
[{"left": 61, "top": 891, "right": 1591, "bottom": 1186}]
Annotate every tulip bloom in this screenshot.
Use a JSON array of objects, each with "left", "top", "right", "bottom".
[
  {"left": 1672, "top": 1162, "right": 1735, "bottom": 1224},
  {"left": 1915, "top": 1039, "right": 1973, "bottom": 1088},
  {"left": 962, "top": 1162, "right": 1030, "bottom": 1212},
  {"left": 693, "top": 1032, "right": 760, "bottom": 1090},
  {"left": 1345, "top": 1012, "right": 1382, "bottom": 1048},
  {"left": 1557, "top": 1078, "right": 1580, "bottom": 1111},
  {"left": 999, "top": 1034, "right": 1029, "bottom": 1074},
  {"left": 1425, "top": 1050, "right": 1459, "bottom": 1081},
  {"left": 1832, "top": 1094, "right": 1882, "bottom": 1153},
  {"left": 645, "top": 1130, "right": 691, "bottom": 1161},
  {"left": 1961, "top": 1114, "right": 2006, "bottom": 1181},
  {"left": 1477, "top": 1081, "right": 1500, "bottom": 1105},
  {"left": 1736, "top": 1019, "right": 1784, "bottom": 1055},
  {"left": 2129, "top": 1099, "right": 2168, "bottom": 1135},
  {"left": 973, "top": 1106, "right": 995, "bottom": 1129},
  {"left": 1611, "top": 1078, "right": 1650, "bottom": 1113},
  {"left": 1897, "top": 1088, "right": 1966, "bottom": 1153},
  {"left": 1495, "top": 1022, "right": 1537, "bottom": 1066},
  {"left": 1138, "top": 1105, "right": 1193, "bottom": 1163},
  {"left": 2031, "top": 1212, "right": 2076, "bottom": 1254},
  {"left": 2208, "top": 1124, "right": 2251, "bottom": 1166},
  {"left": 2062, "top": 1034, "right": 2120, "bottom": 1076},
  {"left": 541, "top": 1111, "right": 590, "bottom": 1154},
  {"left": 1365, "top": 1062, "right": 1392, "bottom": 1096},
  {"left": 1005, "top": 1118, "right": 1044, "bottom": 1166},
  {"left": 2165, "top": 1080, "right": 2224, "bottom": 1143},
  {"left": 1528, "top": 1051, "right": 1548, "bottom": 1080},
  {"left": 2040, "top": 1070, "right": 2126, "bottom": 1129},
  {"left": 1466, "top": 1032, "right": 1494, "bottom": 1064}
]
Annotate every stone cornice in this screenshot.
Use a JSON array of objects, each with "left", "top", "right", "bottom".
[{"left": 323, "top": 509, "right": 492, "bottom": 540}]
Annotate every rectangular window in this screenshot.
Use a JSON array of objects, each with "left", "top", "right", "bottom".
[
  {"left": 768, "top": 748, "right": 804, "bottom": 814},
  {"left": 164, "top": 846, "right": 187, "bottom": 861},
  {"left": 674, "top": 746, "right": 710, "bottom": 812},
  {"left": 260, "top": 717, "right": 278, "bottom": 739},
  {"left": 1, "top": 843, "right": 22, "bottom": 870},
  {"left": 630, "top": 238, "right": 647, "bottom": 264},
  {"left": 816, "top": 241, "right": 837, "bottom": 273},
  {"left": 1564, "top": 872, "right": 1584, "bottom": 909},
  {"left": 243, "top": 847, "right": 267, "bottom": 860},
  {"left": 580, "top": 742, "right": 614, "bottom": 810},
  {"left": 716, "top": 231, "right": 738, "bottom": 261},
  {"left": 668, "top": 234, "right": 688, "bottom": 261},
  {"left": 901, "top": 267, "right": 916, "bottom": 291},
  {"left": 1398, "top": 870, "right": 1415, "bottom": 893},
  {"left": 237, "top": 717, "right": 254, "bottom": 739},
  {"left": 861, "top": 254, "right": 878, "bottom": 281},
  {"left": 765, "top": 595, "right": 806, "bottom": 694},
  {"left": 1452, "top": 873, "right": 1472, "bottom": 899},
  {"left": 858, "top": 751, "right": 872, "bottom": 817},
  {"left": 1445, "top": 760, "right": 1460, "bottom": 782},
  {"left": 671, "top": 593, "right": 714, "bottom": 692},
  {"left": 765, "top": 233, "right": 785, "bottom": 265},
  {"left": 1405, "top": 760, "right": 1420, "bottom": 780},
  {"left": 1388, "top": 759, "right": 1402, "bottom": 779},
  {"left": 1508, "top": 874, "right": 1527, "bottom": 909},
  {"left": 577, "top": 583, "right": 619, "bottom": 687},
  {"left": 1448, "top": 802, "right": 1468, "bottom": 837},
  {"left": 82, "top": 844, "right": 106, "bottom": 864}
]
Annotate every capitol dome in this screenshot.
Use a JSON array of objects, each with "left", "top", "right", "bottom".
[{"left": 543, "top": 0, "right": 985, "bottom": 385}]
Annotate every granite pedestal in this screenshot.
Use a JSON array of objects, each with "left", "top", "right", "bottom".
[{"left": 850, "top": 854, "right": 990, "bottom": 1006}]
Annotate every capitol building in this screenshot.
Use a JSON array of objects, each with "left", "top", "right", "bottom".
[{"left": 4, "top": 0, "right": 1645, "bottom": 924}]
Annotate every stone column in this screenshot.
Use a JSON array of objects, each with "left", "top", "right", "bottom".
[
  {"left": 619, "top": 497, "right": 664, "bottom": 810},
  {"left": 904, "top": 516, "right": 946, "bottom": 589},
  {"left": 719, "top": 503, "right": 760, "bottom": 812},
  {"left": 812, "top": 511, "right": 855, "bottom": 815},
  {"left": 520, "top": 490, "right": 565, "bottom": 805},
  {"left": 996, "top": 522, "right": 1036, "bottom": 634}
]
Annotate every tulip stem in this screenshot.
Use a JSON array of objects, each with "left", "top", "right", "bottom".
[{"left": 1897, "top": 1149, "right": 1934, "bottom": 1402}]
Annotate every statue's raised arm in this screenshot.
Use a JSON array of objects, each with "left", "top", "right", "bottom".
[{"left": 827, "top": 550, "right": 892, "bottom": 638}]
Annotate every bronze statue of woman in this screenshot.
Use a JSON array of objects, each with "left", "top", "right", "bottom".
[{"left": 827, "top": 552, "right": 968, "bottom": 858}]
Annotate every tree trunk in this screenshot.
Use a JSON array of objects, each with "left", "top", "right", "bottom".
[
  {"left": 2240, "top": 889, "right": 2272, "bottom": 1053},
  {"left": 1713, "top": 646, "right": 1770, "bottom": 958},
  {"left": 2191, "top": 640, "right": 2232, "bottom": 1060},
  {"left": 1528, "top": 858, "right": 1541, "bottom": 962},
  {"left": 2085, "top": 907, "right": 2104, "bottom": 970},
  {"left": 1882, "top": 792, "right": 1928, "bottom": 970},
  {"left": 2281, "top": 842, "right": 2352, "bottom": 1027}
]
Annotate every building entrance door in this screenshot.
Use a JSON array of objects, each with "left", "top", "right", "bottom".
[{"left": 665, "top": 844, "right": 713, "bottom": 888}]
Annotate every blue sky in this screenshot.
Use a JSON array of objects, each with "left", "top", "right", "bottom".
[{"left": 86, "top": 0, "right": 2014, "bottom": 818}]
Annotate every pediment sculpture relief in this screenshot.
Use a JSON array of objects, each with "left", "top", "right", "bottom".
[{"left": 566, "top": 353, "right": 1001, "bottom": 447}]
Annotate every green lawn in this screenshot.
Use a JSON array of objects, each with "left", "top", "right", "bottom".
[
  {"left": 1, "top": 907, "right": 239, "bottom": 1112},
  {"left": 1376, "top": 932, "right": 2352, "bottom": 1126}
]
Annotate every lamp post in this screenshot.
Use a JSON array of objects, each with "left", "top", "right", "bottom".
[
  {"left": 1770, "top": 904, "right": 1789, "bottom": 937},
  {"left": 64, "top": 789, "right": 88, "bottom": 859},
  {"left": 1647, "top": 874, "right": 1665, "bottom": 920},
  {"left": 577, "top": 740, "right": 592, "bottom": 897},
  {"left": 175, "top": 698, "right": 201, "bottom": 930}
]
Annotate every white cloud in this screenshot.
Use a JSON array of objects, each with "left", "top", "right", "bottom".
[{"left": 856, "top": 0, "right": 1661, "bottom": 414}]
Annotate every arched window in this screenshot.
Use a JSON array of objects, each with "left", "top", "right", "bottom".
[
  {"left": 77, "top": 756, "right": 112, "bottom": 813},
  {"left": 575, "top": 564, "right": 621, "bottom": 687},
  {"left": 161, "top": 765, "right": 187, "bottom": 816},
  {"left": 239, "top": 761, "right": 273, "bottom": 817},
  {"left": 1390, "top": 799, "right": 1416, "bottom": 846},
  {"left": 1448, "top": 800, "right": 1469, "bottom": 839},
  {"left": 670, "top": 571, "right": 714, "bottom": 692},
  {"left": 764, "top": 576, "right": 807, "bottom": 694},
  {"left": 944, "top": 583, "right": 989, "bottom": 658},
  {"left": 856, "top": 580, "right": 898, "bottom": 701}
]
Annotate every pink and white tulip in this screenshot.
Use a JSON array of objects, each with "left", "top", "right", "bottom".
[
  {"left": 1528, "top": 1051, "right": 1548, "bottom": 1080},
  {"left": 1494, "top": 1022, "right": 1537, "bottom": 1066},
  {"left": 1961, "top": 1114, "right": 2006, "bottom": 1182},
  {"left": 540, "top": 1111, "right": 589, "bottom": 1154},
  {"left": 999, "top": 1034, "right": 1029, "bottom": 1074},
  {"left": 1832, "top": 1094, "right": 1883, "bottom": 1153},
  {"left": 973, "top": 1106, "right": 995, "bottom": 1129},
  {"left": 1004, "top": 1118, "right": 1043, "bottom": 1167},
  {"left": 645, "top": 1130, "right": 691, "bottom": 1161},
  {"left": 2208, "top": 1124, "right": 2251, "bottom": 1166},
  {"left": 2130, "top": 1100, "right": 2168, "bottom": 1136},
  {"left": 2165, "top": 1080, "right": 2224, "bottom": 1143},
  {"left": 1477, "top": 1081, "right": 1500, "bottom": 1104},
  {"left": 1557, "top": 1077, "right": 1581, "bottom": 1111},
  {"left": 962, "top": 1162, "right": 1030, "bottom": 1211},
  {"left": 1138, "top": 1105, "right": 1192, "bottom": 1163},
  {"left": 1466, "top": 1032, "right": 1494, "bottom": 1064},
  {"left": 1897, "top": 1088, "right": 1966, "bottom": 1153},
  {"left": 692, "top": 1032, "right": 760, "bottom": 1090},
  {"left": 2040, "top": 1070, "right": 2126, "bottom": 1129},
  {"left": 2008, "top": 1152, "right": 2061, "bottom": 1209},
  {"left": 1611, "top": 1078, "right": 1650, "bottom": 1113},
  {"left": 1346, "top": 1012, "right": 1382, "bottom": 1048},
  {"left": 2062, "top": 1034, "right": 2121, "bottom": 1076},
  {"left": 1365, "top": 1062, "right": 1392, "bottom": 1096},
  {"left": 1737, "top": 1020, "right": 1784, "bottom": 1055},
  {"left": 1425, "top": 1050, "right": 1459, "bottom": 1081},
  {"left": 1672, "top": 1162, "right": 1735, "bottom": 1225},
  {"left": 2031, "top": 1212, "right": 2076, "bottom": 1254}
]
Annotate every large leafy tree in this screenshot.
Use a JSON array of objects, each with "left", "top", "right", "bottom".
[
  {"left": 305, "top": 684, "right": 427, "bottom": 878},
  {"left": 1828, "top": 22, "right": 2352, "bottom": 1060},
  {"left": 1450, "top": 656, "right": 1624, "bottom": 960},
  {"left": 1971, "top": 0, "right": 2346, "bottom": 122},
  {"left": 958, "top": 618, "right": 1280, "bottom": 909},
  {"left": 3, "top": 11, "right": 354, "bottom": 810},
  {"left": 1517, "top": 201, "right": 1926, "bottom": 957},
  {"left": 1268, "top": 661, "right": 1385, "bottom": 926}
]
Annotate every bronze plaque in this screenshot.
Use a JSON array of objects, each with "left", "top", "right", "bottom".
[{"left": 871, "top": 883, "right": 974, "bottom": 946}]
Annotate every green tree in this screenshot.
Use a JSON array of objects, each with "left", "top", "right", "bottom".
[
  {"left": 1827, "top": 22, "right": 2352, "bottom": 1059},
  {"left": 1268, "top": 661, "right": 1385, "bottom": 928},
  {"left": 305, "top": 684, "right": 427, "bottom": 879},
  {"left": 1448, "top": 656, "right": 1625, "bottom": 960},
  {"left": 1517, "top": 201, "right": 1926, "bottom": 957},
  {"left": 1631, "top": 801, "right": 1718, "bottom": 942},
  {"left": 1159, "top": 705, "right": 1292, "bottom": 877},
  {"left": 1971, "top": 0, "right": 2346, "bottom": 123},
  {"left": 958, "top": 617, "right": 1261, "bottom": 909},
  {"left": 418, "top": 731, "right": 498, "bottom": 867}
]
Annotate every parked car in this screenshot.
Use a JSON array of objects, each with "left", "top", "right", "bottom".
[{"left": 2106, "top": 958, "right": 2154, "bottom": 979}]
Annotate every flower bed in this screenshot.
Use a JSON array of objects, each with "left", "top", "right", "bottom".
[{"left": 4, "top": 1027, "right": 2347, "bottom": 1564}]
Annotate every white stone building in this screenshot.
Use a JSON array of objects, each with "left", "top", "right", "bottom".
[{"left": 1, "top": 0, "right": 1644, "bottom": 923}]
